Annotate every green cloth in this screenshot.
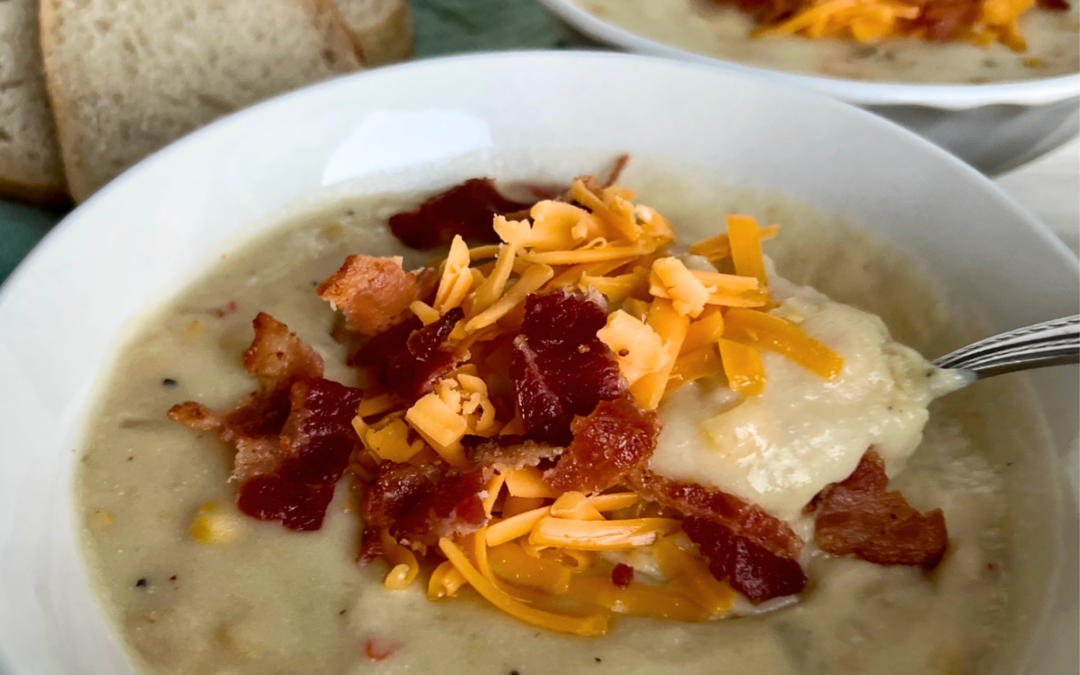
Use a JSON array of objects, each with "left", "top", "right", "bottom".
[
  {"left": 0, "top": 202, "right": 61, "bottom": 283},
  {"left": 0, "top": 0, "right": 581, "bottom": 284}
]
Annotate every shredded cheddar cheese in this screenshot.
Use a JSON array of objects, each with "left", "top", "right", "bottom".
[
  {"left": 439, "top": 537, "right": 610, "bottom": 636},
  {"left": 689, "top": 223, "right": 781, "bottom": 260},
  {"left": 629, "top": 299, "right": 690, "bottom": 410},
  {"left": 724, "top": 307, "right": 844, "bottom": 380},
  {"left": 650, "top": 257, "right": 713, "bottom": 318},
  {"left": 427, "top": 560, "right": 468, "bottom": 599},
  {"left": 489, "top": 542, "right": 573, "bottom": 594},
  {"left": 751, "top": 0, "right": 1039, "bottom": 51},
  {"left": 597, "top": 310, "right": 666, "bottom": 386},
  {"left": 550, "top": 491, "right": 606, "bottom": 521},
  {"left": 504, "top": 467, "right": 560, "bottom": 499},
  {"left": 405, "top": 394, "right": 469, "bottom": 466},
  {"left": 681, "top": 307, "right": 725, "bottom": 355},
  {"left": 434, "top": 235, "right": 474, "bottom": 313},
  {"left": 529, "top": 517, "right": 683, "bottom": 550},
  {"left": 345, "top": 175, "right": 849, "bottom": 636},
  {"left": 718, "top": 338, "right": 767, "bottom": 397},
  {"left": 564, "top": 576, "right": 710, "bottom": 623},
  {"left": 654, "top": 536, "right": 736, "bottom": 616},
  {"left": 487, "top": 506, "right": 551, "bottom": 547}
]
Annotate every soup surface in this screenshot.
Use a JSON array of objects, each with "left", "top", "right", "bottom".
[
  {"left": 572, "top": 0, "right": 1079, "bottom": 84},
  {"left": 76, "top": 164, "right": 1053, "bottom": 674}
]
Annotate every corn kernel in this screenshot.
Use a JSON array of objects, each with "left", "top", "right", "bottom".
[
  {"left": 191, "top": 502, "right": 239, "bottom": 545},
  {"left": 93, "top": 509, "right": 114, "bottom": 528}
]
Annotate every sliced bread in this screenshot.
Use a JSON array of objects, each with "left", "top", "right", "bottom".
[
  {"left": 0, "top": 0, "right": 67, "bottom": 206},
  {"left": 331, "top": 0, "right": 414, "bottom": 66},
  {"left": 40, "top": 0, "right": 364, "bottom": 202}
]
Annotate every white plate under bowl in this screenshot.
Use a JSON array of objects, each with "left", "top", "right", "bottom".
[{"left": 0, "top": 52, "right": 1076, "bottom": 675}]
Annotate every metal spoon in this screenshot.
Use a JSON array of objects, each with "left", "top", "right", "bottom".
[{"left": 933, "top": 315, "right": 1080, "bottom": 379}]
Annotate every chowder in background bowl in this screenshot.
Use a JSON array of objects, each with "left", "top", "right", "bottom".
[
  {"left": 0, "top": 52, "right": 1075, "bottom": 675},
  {"left": 537, "top": 0, "right": 1080, "bottom": 173}
]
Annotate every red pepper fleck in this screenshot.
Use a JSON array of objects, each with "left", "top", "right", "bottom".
[
  {"left": 611, "top": 563, "right": 634, "bottom": 589},
  {"left": 365, "top": 637, "right": 398, "bottom": 661},
  {"left": 213, "top": 300, "right": 239, "bottom": 318}
]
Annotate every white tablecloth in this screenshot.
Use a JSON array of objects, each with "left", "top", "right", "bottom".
[{"left": 997, "top": 140, "right": 1079, "bottom": 256}]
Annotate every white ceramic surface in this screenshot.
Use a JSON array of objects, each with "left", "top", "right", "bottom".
[{"left": 0, "top": 52, "right": 1076, "bottom": 675}]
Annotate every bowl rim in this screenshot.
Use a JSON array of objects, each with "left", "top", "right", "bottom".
[
  {"left": 0, "top": 50, "right": 1076, "bottom": 675},
  {"left": 538, "top": 0, "right": 1080, "bottom": 108}
]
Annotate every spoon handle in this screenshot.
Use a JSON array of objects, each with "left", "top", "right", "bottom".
[{"left": 933, "top": 315, "right": 1080, "bottom": 378}]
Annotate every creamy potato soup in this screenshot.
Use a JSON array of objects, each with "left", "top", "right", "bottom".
[
  {"left": 574, "top": 0, "right": 1079, "bottom": 83},
  {"left": 76, "top": 160, "right": 1058, "bottom": 675}
]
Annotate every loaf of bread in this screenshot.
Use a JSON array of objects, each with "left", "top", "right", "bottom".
[
  {"left": 332, "top": 0, "right": 414, "bottom": 65},
  {"left": 40, "top": 0, "right": 365, "bottom": 202},
  {"left": 0, "top": 0, "right": 67, "bottom": 207}
]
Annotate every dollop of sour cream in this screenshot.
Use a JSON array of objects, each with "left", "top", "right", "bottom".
[{"left": 649, "top": 277, "right": 967, "bottom": 521}]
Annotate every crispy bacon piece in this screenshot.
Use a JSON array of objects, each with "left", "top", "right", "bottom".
[
  {"left": 349, "top": 316, "right": 422, "bottom": 368},
  {"left": 629, "top": 471, "right": 802, "bottom": 559},
  {"left": 510, "top": 291, "right": 624, "bottom": 445},
  {"left": 358, "top": 527, "right": 385, "bottom": 566},
  {"left": 382, "top": 307, "right": 467, "bottom": 403},
  {"left": 544, "top": 397, "right": 660, "bottom": 494},
  {"left": 623, "top": 465, "right": 806, "bottom": 603},
  {"left": 683, "top": 517, "right": 807, "bottom": 604},
  {"left": 169, "top": 313, "right": 325, "bottom": 481},
  {"left": 463, "top": 435, "right": 564, "bottom": 472},
  {"left": 236, "top": 377, "right": 363, "bottom": 531},
  {"left": 611, "top": 563, "right": 635, "bottom": 589},
  {"left": 362, "top": 462, "right": 487, "bottom": 548},
  {"left": 814, "top": 451, "right": 948, "bottom": 569},
  {"left": 388, "top": 178, "right": 533, "bottom": 250},
  {"left": 169, "top": 314, "right": 363, "bottom": 531},
  {"left": 908, "top": 0, "right": 983, "bottom": 40},
  {"left": 276, "top": 378, "right": 365, "bottom": 484},
  {"left": 244, "top": 312, "right": 325, "bottom": 390},
  {"left": 603, "top": 154, "right": 630, "bottom": 188},
  {"left": 317, "top": 255, "right": 422, "bottom": 335}
]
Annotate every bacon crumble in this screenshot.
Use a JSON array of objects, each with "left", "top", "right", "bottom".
[
  {"left": 317, "top": 255, "right": 423, "bottom": 335},
  {"left": 463, "top": 435, "right": 564, "bottom": 472},
  {"left": 629, "top": 471, "right": 803, "bottom": 559},
  {"left": 361, "top": 462, "right": 488, "bottom": 548},
  {"left": 544, "top": 397, "right": 661, "bottom": 494},
  {"left": 683, "top": 517, "right": 808, "bottom": 604},
  {"left": 510, "top": 290, "right": 625, "bottom": 445},
  {"left": 814, "top": 450, "right": 948, "bottom": 568},
  {"left": 388, "top": 178, "right": 533, "bottom": 250},
  {"left": 382, "top": 307, "right": 468, "bottom": 403},
  {"left": 169, "top": 314, "right": 362, "bottom": 530},
  {"left": 611, "top": 563, "right": 635, "bottom": 589}
]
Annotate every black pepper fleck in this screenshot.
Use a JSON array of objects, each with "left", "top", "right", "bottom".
[
  {"left": 126, "top": 456, "right": 133, "bottom": 462},
  {"left": 346, "top": 209, "right": 355, "bottom": 216},
  {"left": 169, "top": 575, "right": 177, "bottom": 581},
  {"left": 311, "top": 281, "right": 319, "bottom": 287},
  {"left": 595, "top": 657, "right": 602, "bottom": 663},
  {"left": 509, "top": 670, "right": 521, "bottom": 675},
  {"left": 135, "top": 578, "right": 148, "bottom": 588},
  {"left": 162, "top": 378, "right": 178, "bottom": 388},
  {"left": 340, "top": 609, "right": 347, "bottom": 616}
]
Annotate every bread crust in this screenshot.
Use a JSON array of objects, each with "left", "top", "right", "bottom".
[
  {"left": 0, "top": 0, "right": 68, "bottom": 206},
  {"left": 39, "top": 0, "right": 364, "bottom": 202}
]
